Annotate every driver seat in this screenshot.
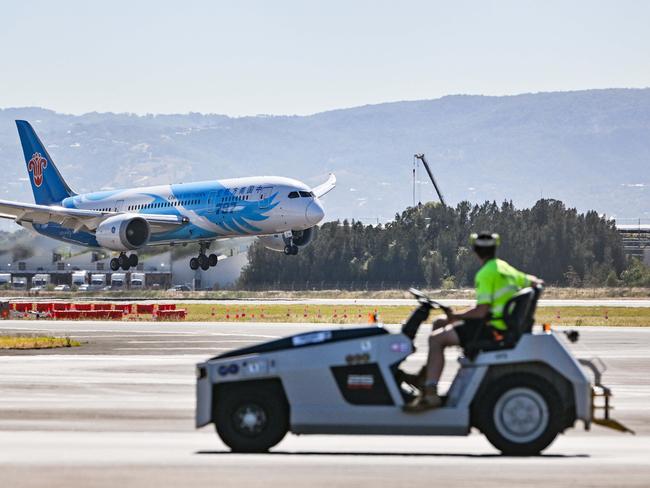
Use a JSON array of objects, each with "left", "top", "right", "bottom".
[{"left": 463, "top": 285, "right": 542, "bottom": 359}]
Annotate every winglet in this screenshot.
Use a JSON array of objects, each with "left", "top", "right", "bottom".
[{"left": 312, "top": 173, "right": 336, "bottom": 198}]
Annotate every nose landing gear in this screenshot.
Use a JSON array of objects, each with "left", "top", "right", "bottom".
[
  {"left": 189, "top": 242, "right": 219, "bottom": 271},
  {"left": 282, "top": 231, "right": 299, "bottom": 255},
  {"left": 110, "top": 253, "right": 139, "bottom": 271},
  {"left": 283, "top": 245, "right": 298, "bottom": 255}
]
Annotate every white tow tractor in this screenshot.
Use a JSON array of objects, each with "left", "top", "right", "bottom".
[{"left": 196, "top": 287, "right": 633, "bottom": 454}]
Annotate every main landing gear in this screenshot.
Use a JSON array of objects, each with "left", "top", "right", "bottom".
[
  {"left": 190, "top": 242, "right": 218, "bottom": 271},
  {"left": 110, "top": 253, "right": 138, "bottom": 271}
]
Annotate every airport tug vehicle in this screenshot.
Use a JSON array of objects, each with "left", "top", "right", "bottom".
[{"left": 196, "top": 287, "right": 632, "bottom": 455}]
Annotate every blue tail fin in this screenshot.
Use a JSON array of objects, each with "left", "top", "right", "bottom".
[{"left": 16, "top": 120, "right": 75, "bottom": 205}]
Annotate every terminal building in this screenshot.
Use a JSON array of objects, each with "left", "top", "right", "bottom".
[{"left": 617, "top": 223, "right": 650, "bottom": 265}]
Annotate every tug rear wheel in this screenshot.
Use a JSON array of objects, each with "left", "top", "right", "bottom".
[
  {"left": 476, "top": 374, "right": 563, "bottom": 456},
  {"left": 215, "top": 383, "right": 289, "bottom": 453}
]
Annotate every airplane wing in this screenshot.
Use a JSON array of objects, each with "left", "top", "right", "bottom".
[
  {"left": 0, "top": 199, "right": 188, "bottom": 233},
  {"left": 312, "top": 173, "right": 336, "bottom": 198}
]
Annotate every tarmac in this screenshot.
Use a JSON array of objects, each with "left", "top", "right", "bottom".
[{"left": 0, "top": 319, "right": 648, "bottom": 487}]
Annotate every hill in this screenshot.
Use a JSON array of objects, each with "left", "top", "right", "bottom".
[{"left": 0, "top": 89, "right": 648, "bottom": 230}]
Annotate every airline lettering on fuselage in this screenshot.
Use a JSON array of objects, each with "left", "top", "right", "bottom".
[{"left": 28, "top": 153, "right": 47, "bottom": 188}]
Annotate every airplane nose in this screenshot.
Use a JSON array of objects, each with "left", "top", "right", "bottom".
[{"left": 305, "top": 200, "right": 325, "bottom": 226}]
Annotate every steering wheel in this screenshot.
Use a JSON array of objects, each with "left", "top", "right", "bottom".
[{"left": 408, "top": 288, "right": 453, "bottom": 315}]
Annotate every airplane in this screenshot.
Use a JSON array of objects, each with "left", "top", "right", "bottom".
[{"left": 0, "top": 120, "right": 336, "bottom": 271}]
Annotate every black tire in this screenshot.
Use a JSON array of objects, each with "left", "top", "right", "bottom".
[
  {"left": 208, "top": 254, "right": 218, "bottom": 267},
  {"left": 215, "top": 383, "right": 289, "bottom": 453},
  {"left": 283, "top": 245, "right": 292, "bottom": 255},
  {"left": 290, "top": 245, "right": 299, "bottom": 255},
  {"left": 110, "top": 258, "right": 120, "bottom": 271},
  {"left": 189, "top": 257, "right": 199, "bottom": 270},
  {"left": 118, "top": 254, "right": 130, "bottom": 270},
  {"left": 128, "top": 254, "right": 138, "bottom": 267},
  {"left": 476, "top": 373, "right": 563, "bottom": 456}
]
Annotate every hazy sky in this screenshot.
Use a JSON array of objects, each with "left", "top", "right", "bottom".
[{"left": 2, "top": 0, "right": 649, "bottom": 115}]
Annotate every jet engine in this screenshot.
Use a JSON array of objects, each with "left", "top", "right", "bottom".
[
  {"left": 96, "top": 214, "right": 150, "bottom": 251},
  {"left": 259, "top": 227, "right": 315, "bottom": 252}
]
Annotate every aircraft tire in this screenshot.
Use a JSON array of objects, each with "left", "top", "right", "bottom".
[
  {"left": 190, "top": 257, "right": 199, "bottom": 270},
  {"left": 283, "top": 245, "right": 292, "bottom": 255},
  {"left": 290, "top": 245, "right": 299, "bottom": 255},
  {"left": 208, "top": 254, "right": 218, "bottom": 267},
  {"left": 128, "top": 254, "right": 138, "bottom": 267},
  {"left": 110, "top": 258, "right": 120, "bottom": 271}
]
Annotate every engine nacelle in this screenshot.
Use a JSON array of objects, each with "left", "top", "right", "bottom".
[
  {"left": 95, "top": 214, "right": 150, "bottom": 251},
  {"left": 259, "top": 227, "right": 315, "bottom": 252},
  {"left": 258, "top": 234, "right": 286, "bottom": 252}
]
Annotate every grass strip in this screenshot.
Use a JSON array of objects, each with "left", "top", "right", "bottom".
[
  {"left": 0, "top": 335, "right": 81, "bottom": 350},
  {"left": 179, "top": 303, "right": 650, "bottom": 327}
]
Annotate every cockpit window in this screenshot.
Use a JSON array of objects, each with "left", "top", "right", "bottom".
[
  {"left": 288, "top": 191, "right": 299, "bottom": 199},
  {"left": 299, "top": 191, "right": 312, "bottom": 198}
]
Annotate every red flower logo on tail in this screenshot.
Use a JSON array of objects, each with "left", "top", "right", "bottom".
[{"left": 28, "top": 152, "right": 48, "bottom": 188}]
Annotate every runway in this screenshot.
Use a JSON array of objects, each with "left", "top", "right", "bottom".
[{"left": 0, "top": 320, "right": 649, "bottom": 487}]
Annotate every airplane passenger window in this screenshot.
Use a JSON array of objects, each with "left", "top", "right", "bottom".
[
  {"left": 288, "top": 191, "right": 299, "bottom": 198},
  {"left": 299, "top": 191, "right": 311, "bottom": 197}
]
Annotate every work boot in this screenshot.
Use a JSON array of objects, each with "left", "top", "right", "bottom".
[{"left": 403, "top": 385, "right": 443, "bottom": 412}]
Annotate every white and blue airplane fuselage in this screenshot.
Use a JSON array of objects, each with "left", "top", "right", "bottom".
[{"left": 0, "top": 121, "right": 335, "bottom": 271}]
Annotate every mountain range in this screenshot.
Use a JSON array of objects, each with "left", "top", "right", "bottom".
[{"left": 0, "top": 88, "right": 648, "bottom": 232}]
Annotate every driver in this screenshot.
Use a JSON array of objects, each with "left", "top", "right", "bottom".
[{"left": 404, "top": 232, "right": 543, "bottom": 412}]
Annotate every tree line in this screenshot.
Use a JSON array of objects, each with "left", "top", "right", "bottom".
[{"left": 239, "top": 199, "right": 650, "bottom": 289}]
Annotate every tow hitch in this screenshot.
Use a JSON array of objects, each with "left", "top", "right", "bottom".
[{"left": 579, "top": 358, "right": 635, "bottom": 434}]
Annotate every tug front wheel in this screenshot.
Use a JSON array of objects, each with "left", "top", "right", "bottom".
[
  {"left": 215, "top": 383, "right": 289, "bottom": 453},
  {"left": 476, "top": 374, "right": 563, "bottom": 456}
]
